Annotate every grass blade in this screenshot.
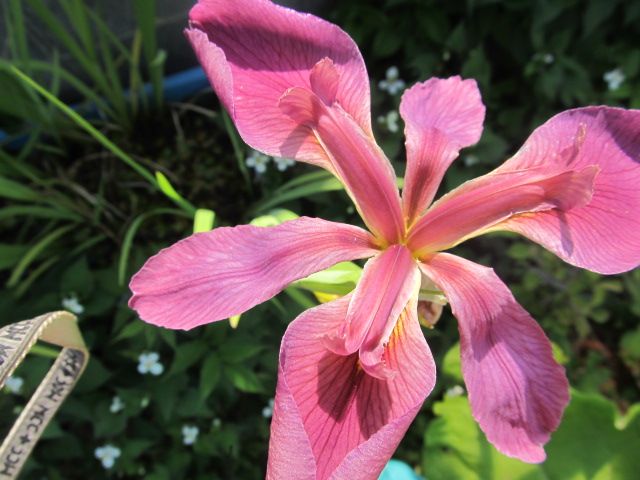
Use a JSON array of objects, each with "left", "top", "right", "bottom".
[
  {"left": 0, "top": 205, "right": 82, "bottom": 221},
  {"left": 7, "top": 224, "right": 75, "bottom": 287},
  {"left": 118, "top": 208, "right": 188, "bottom": 285},
  {"left": 133, "top": 0, "right": 164, "bottom": 108},
  {"left": 252, "top": 176, "right": 344, "bottom": 214},
  {"left": 221, "top": 111, "right": 252, "bottom": 191},
  {"left": 10, "top": 66, "right": 196, "bottom": 214}
]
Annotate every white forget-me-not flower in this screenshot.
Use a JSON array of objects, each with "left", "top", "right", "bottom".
[
  {"left": 95, "top": 444, "right": 121, "bottom": 469},
  {"left": 378, "top": 66, "right": 406, "bottom": 95},
  {"left": 182, "top": 425, "right": 200, "bottom": 445},
  {"left": 137, "top": 352, "right": 164, "bottom": 376}
]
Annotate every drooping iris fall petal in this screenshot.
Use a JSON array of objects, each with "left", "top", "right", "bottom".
[
  {"left": 408, "top": 164, "right": 598, "bottom": 255},
  {"left": 494, "top": 107, "right": 640, "bottom": 274},
  {"left": 187, "top": 0, "right": 405, "bottom": 244},
  {"left": 420, "top": 253, "right": 569, "bottom": 463},
  {"left": 268, "top": 294, "right": 435, "bottom": 480},
  {"left": 186, "top": 0, "right": 371, "bottom": 168},
  {"left": 400, "top": 77, "right": 485, "bottom": 224},
  {"left": 129, "top": 217, "right": 377, "bottom": 330}
]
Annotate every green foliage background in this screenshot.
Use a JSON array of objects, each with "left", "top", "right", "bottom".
[{"left": 0, "top": 0, "right": 639, "bottom": 478}]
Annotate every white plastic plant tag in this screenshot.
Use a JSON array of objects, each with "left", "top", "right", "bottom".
[{"left": 0, "top": 311, "right": 88, "bottom": 479}]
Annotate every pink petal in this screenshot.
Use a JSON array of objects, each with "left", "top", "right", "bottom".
[
  {"left": 325, "top": 245, "right": 419, "bottom": 380},
  {"left": 186, "top": 0, "right": 372, "bottom": 169},
  {"left": 279, "top": 85, "right": 404, "bottom": 243},
  {"left": 420, "top": 253, "right": 570, "bottom": 463},
  {"left": 400, "top": 77, "right": 485, "bottom": 223},
  {"left": 494, "top": 107, "right": 640, "bottom": 274},
  {"left": 129, "top": 217, "right": 377, "bottom": 330},
  {"left": 268, "top": 294, "right": 435, "bottom": 479},
  {"left": 408, "top": 164, "right": 598, "bottom": 256}
]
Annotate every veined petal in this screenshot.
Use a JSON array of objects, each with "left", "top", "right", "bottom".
[
  {"left": 129, "top": 217, "right": 377, "bottom": 330},
  {"left": 324, "top": 245, "right": 419, "bottom": 379},
  {"left": 280, "top": 86, "right": 404, "bottom": 243},
  {"left": 420, "top": 253, "right": 569, "bottom": 463},
  {"left": 400, "top": 77, "right": 485, "bottom": 224},
  {"left": 493, "top": 107, "right": 640, "bottom": 274},
  {"left": 408, "top": 164, "right": 598, "bottom": 256},
  {"left": 267, "top": 294, "right": 435, "bottom": 479},
  {"left": 186, "top": 0, "right": 372, "bottom": 170}
]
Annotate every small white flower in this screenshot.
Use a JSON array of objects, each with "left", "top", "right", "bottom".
[
  {"left": 182, "top": 425, "right": 199, "bottom": 446},
  {"left": 62, "top": 294, "right": 84, "bottom": 315},
  {"left": 262, "top": 398, "right": 275, "bottom": 418},
  {"left": 542, "top": 53, "right": 555, "bottom": 64},
  {"left": 212, "top": 418, "right": 222, "bottom": 428},
  {"left": 137, "top": 352, "right": 164, "bottom": 376},
  {"left": 445, "top": 385, "right": 465, "bottom": 398},
  {"left": 4, "top": 376, "right": 24, "bottom": 394},
  {"left": 273, "top": 157, "right": 295, "bottom": 172},
  {"left": 378, "top": 66, "right": 406, "bottom": 95},
  {"left": 110, "top": 396, "right": 125, "bottom": 413},
  {"left": 94, "top": 444, "right": 121, "bottom": 469},
  {"left": 377, "top": 111, "right": 400, "bottom": 133},
  {"left": 245, "top": 150, "right": 271, "bottom": 174},
  {"left": 604, "top": 68, "right": 625, "bottom": 91}
]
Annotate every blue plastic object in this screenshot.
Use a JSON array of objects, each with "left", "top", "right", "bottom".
[
  {"left": 0, "top": 66, "right": 209, "bottom": 148},
  {"left": 379, "top": 459, "right": 423, "bottom": 480}
]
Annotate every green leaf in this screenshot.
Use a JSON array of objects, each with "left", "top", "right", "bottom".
[
  {"left": 59, "top": 256, "right": 93, "bottom": 297},
  {"left": 250, "top": 208, "right": 299, "bottom": 227},
  {"left": 155, "top": 171, "right": 182, "bottom": 202},
  {"left": 551, "top": 341, "right": 569, "bottom": 365},
  {"left": 113, "top": 320, "right": 145, "bottom": 342},
  {"left": 199, "top": 353, "right": 222, "bottom": 400},
  {"left": 544, "top": 391, "right": 640, "bottom": 479},
  {"left": 0, "top": 205, "right": 81, "bottom": 221},
  {"left": 422, "top": 391, "right": 640, "bottom": 480},
  {"left": 193, "top": 208, "right": 216, "bottom": 233},
  {"left": 166, "top": 341, "right": 207, "bottom": 377},
  {"left": 441, "top": 342, "right": 463, "bottom": 382},
  {"left": 253, "top": 176, "right": 344, "bottom": 214},
  {"left": 75, "top": 357, "right": 112, "bottom": 393},
  {"left": 219, "top": 337, "right": 264, "bottom": 364},
  {"left": 0, "top": 244, "right": 29, "bottom": 270},
  {"left": 224, "top": 364, "right": 265, "bottom": 394},
  {"left": 155, "top": 171, "right": 195, "bottom": 214},
  {"left": 423, "top": 394, "right": 546, "bottom": 480},
  {"left": 0, "top": 175, "right": 41, "bottom": 201},
  {"left": 7, "top": 223, "right": 75, "bottom": 287},
  {"left": 294, "top": 261, "right": 362, "bottom": 295},
  {"left": 118, "top": 208, "right": 187, "bottom": 286}
]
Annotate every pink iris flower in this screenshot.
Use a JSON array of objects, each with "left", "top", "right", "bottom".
[{"left": 128, "top": 0, "right": 640, "bottom": 478}]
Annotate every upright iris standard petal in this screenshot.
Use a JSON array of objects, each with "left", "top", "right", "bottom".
[
  {"left": 129, "top": 217, "right": 377, "bottom": 330},
  {"left": 279, "top": 82, "right": 405, "bottom": 243},
  {"left": 186, "top": 0, "right": 372, "bottom": 170},
  {"left": 268, "top": 294, "right": 435, "bottom": 480},
  {"left": 493, "top": 107, "right": 640, "bottom": 274},
  {"left": 420, "top": 253, "right": 570, "bottom": 463},
  {"left": 408, "top": 164, "right": 598, "bottom": 255},
  {"left": 400, "top": 77, "right": 485, "bottom": 224},
  {"left": 324, "top": 245, "right": 419, "bottom": 379}
]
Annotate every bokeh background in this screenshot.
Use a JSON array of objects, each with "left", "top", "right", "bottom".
[{"left": 1, "top": 0, "right": 639, "bottom": 478}]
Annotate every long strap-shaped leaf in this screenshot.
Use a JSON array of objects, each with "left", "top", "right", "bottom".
[{"left": 0, "top": 311, "right": 89, "bottom": 479}]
